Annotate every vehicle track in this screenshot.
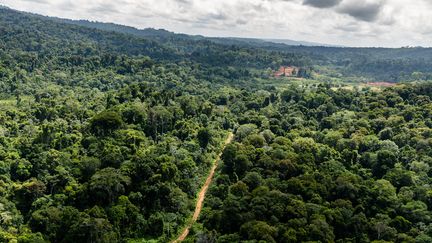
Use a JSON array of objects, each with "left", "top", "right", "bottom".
[{"left": 172, "top": 132, "right": 234, "bottom": 242}]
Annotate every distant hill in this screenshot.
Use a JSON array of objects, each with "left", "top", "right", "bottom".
[
  {"left": 52, "top": 19, "right": 335, "bottom": 47},
  {"left": 3, "top": 5, "right": 432, "bottom": 81},
  {"left": 54, "top": 19, "right": 195, "bottom": 41},
  {"left": 263, "top": 38, "right": 337, "bottom": 47},
  {"left": 45, "top": 16, "right": 334, "bottom": 48},
  {"left": 51, "top": 17, "right": 432, "bottom": 60},
  {"left": 0, "top": 6, "right": 309, "bottom": 70}
]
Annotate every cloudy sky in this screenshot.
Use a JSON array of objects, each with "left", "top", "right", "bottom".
[{"left": 1, "top": 0, "right": 432, "bottom": 47}]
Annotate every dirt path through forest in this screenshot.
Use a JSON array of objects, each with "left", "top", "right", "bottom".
[{"left": 172, "top": 132, "right": 234, "bottom": 243}]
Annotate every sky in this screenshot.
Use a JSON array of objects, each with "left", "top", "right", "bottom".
[{"left": 0, "top": 0, "right": 432, "bottom": 47}]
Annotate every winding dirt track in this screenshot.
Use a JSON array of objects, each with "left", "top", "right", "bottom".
[{"left": 172, "top": 132, "right": 234, "bottom": 243}]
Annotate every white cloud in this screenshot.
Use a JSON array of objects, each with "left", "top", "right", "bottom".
[{"left": 0, "top": 0, "right": 431, "bottom": 47}]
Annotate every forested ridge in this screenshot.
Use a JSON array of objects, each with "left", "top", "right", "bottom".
[
  {"left": 1, "top": 6, "right": 432, "bottom": 243},
  {"left": 54, "top": 14, "right": 432, "bottom": 82}
]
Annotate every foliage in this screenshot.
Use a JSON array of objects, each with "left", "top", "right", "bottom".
[
  {"left": 1, "top": 6, "right": 432, "bottom": 243},
  {"left": 199, "top": 83, "right": 432, "bottom": 242}
]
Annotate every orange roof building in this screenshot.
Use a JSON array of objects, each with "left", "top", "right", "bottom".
[{"left": 274, "top": 66, "right": 299, "bottom": 77}]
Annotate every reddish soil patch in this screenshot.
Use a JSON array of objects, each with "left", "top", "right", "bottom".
[{"left": 366, "top": 82, "right": 397, "bottom": 87}]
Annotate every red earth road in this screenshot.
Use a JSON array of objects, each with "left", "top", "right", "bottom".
[{"left": 172, "top": 132, "right": 234, "bottom": 243}]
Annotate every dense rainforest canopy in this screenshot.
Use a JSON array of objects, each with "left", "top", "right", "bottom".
[{"left": 1, "top": 6, "right": 432, "bottom": 243}]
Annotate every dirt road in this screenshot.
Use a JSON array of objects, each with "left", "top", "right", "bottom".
[{"left": 172, "top": 132, "right": 234, "bottom": 243}]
